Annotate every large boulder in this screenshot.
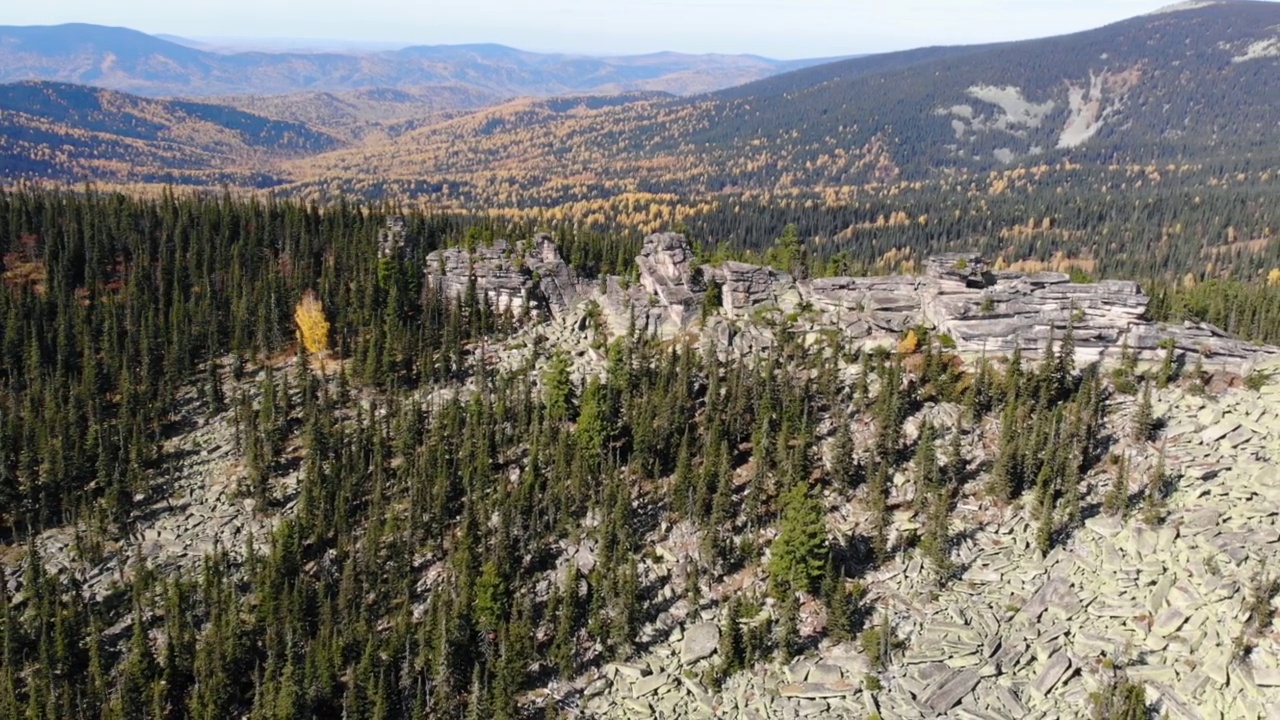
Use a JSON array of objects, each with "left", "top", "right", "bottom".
[{"left": 681, "top": 622, "right": 720, "bottom": 665}]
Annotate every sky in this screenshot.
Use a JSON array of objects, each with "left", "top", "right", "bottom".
[{"left": 0, "top": 0, "right": 1253, "bottom": 58}]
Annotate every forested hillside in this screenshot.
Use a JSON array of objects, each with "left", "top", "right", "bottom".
[
  {"left": 0, "top": 81, "right": 340, "bottom": 186},
  {"left": 296, "top": 1, "right": 1280, "bottom": 204},
  {"left": 2, "top": 187, "right": 1280, "bottom": 719},
  {"left": 4, "top": 4, "right": 1280, "bottom": 719}
]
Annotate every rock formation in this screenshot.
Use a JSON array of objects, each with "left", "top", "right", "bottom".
[
  {"left": 426, "top": 232, "right": 1276, "bottom": 373},
  {"left": 424, "top": 233, "right": 581, "bottom": 316}
]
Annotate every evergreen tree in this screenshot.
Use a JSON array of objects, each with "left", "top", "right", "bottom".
[
  {"left": 1103, "top": 457, "right": 1132, "bottom": 518},
  {"left": 1133, "top": 383, "right": 1155, "bottom": 443},
  {"left": 768, "top": 481, "right": 829, "bottom": 600}
]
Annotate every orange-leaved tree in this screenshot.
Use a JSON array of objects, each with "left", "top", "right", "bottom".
[{"left": 294, "top": 290, "right": 331, "bottom": 357}]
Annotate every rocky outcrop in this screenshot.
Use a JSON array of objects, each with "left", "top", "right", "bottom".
[
  {"left": 634, "top": 231, "right": 705, "bottom": 330},
  {"left": 378, "top": 216, "right": 412, "bottom": 261},
  {"left": 632, "top": 233, "right": 1273, "bottom": 373},
  {"left": 427, "top": 232, "right": 1276, "bottom": 373},
  {"left": 424, "top": 234, "right": 581, "bottom": 316}
]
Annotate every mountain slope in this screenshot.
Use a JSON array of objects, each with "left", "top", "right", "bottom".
[
  {"left": 0, "top": 81, "right": 340, "bottom": 186},
  {"left": 205, "top": 86, "right": 504, "bottom": 142},
  {"left": 293, "top": 0, "right": 1280, "bottom": 204},
  {"left": 0, "top": 23, "right": 836, "bottom": 99}
]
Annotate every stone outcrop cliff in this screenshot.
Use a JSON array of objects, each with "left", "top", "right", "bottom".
[
  {"left": 425, "top": 234, "right": 578, "bottom": 316},
  {"left": 425, "top": 233, "right": 1275, "bottom": 373}
]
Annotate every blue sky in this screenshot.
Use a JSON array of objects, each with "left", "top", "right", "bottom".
[{"left": 1, "top": 0, "right": 1245, "bottom": 58}]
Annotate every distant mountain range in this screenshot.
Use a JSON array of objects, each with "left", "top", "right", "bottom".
[
  {"left": 0, "top": 23, "right": 836, "bottom": 99},
  {"left": 2, "top": 2, "right": 1280, "bottom": 198},
  {"left": 290, "top": 0, "right": 1280, "bottom": 203}
]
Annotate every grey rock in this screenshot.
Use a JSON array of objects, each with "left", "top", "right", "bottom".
[
  {"left": 1201, "top": 422, "right": 1241, "bottom": 445},
  {"left": 1031, "top": 654, "right": 1072, "bottom": 696},
  {"left": 632, "top": 672, "right": 671, "bottom": 697},
  {"left": 681, "top": 622, "right": 720, "bottom": 665},
  {"left": 794, "top": 698, "right": 831, "bottom": 717},
  {"left": 1252, "top": 667, "right": 1280, "bottom": 687},
  {"left": 807, "top": 663, "right": 844, "bottom": 685},
  {"left": 583, "top": 677, "right": 611, "bottom": 698},
  {"left": 777, "top": 681, "right": 859, "bottom": 699},
  {"left": 922, "top": 669, "right": 982, "bottom": 714},
  {"left": 993, "top": 685, "right": 1030, "bottom": 717},
  {"left": 1152, "top": 606, "right": 1189, "bottom": 637}
]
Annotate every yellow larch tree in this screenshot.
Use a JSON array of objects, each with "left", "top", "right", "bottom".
[{"left": 294, "top": 290, "right": 331, "bottom": 358}]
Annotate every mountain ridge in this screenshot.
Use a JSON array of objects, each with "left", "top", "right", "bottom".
[
  {"left": 285, "top": 0, "right": 1280, "bottom": 205},
  {"left": 0, "top": 22, "right": 836, "bottom": 99},
  {"left": 5, "top": 2, "right": 1280, "bottom": 209},
  {"left": 0, "top": 80, "right": 340, "bottom": 186}
]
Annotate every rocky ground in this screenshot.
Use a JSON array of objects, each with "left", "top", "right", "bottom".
[
  {"left": 559, "top": 358, "right": 1280, "bottom": 719},
  {"left": 15, "top": 363, "right": 300, "bottom": 602}
]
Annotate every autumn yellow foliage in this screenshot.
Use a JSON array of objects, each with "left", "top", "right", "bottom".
[
  {"left": 294, "top": 290, "right": 331, "bottom": 357},
  {"left": 896, "top": 329, "right": 920, "bottom": 355},
  {"left": 1268, "top": 268, "right": 1280, "bottom": 287}
]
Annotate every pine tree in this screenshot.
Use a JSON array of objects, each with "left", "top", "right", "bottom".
[
  {"left": 716, "top": 597, "right": 745, "bottom": 679},
  {"left": 543, "top": 351, "right": 574, "bottom": 424},
  {"left": 911, "top": 422, "right": 938, "bottom": 513},
  {"left": 775, "top": 592, "right": 800, "bottom": 661},
  {"left": 828, "top": 422, "right": 857, "bottom": 489},
  {"left": 918, "top": 486, "right": 954, "bottom": 578},
  {"left": 551, "top": 567, "right": 578, "bottom": 678},
  {"left": 823, "top": 556, "right": 855, "bottom": 643},
  {"left": 1034, "top": 487, "right": 1056, "bottom": 556},
  {"left": 945, "top": 428, "right": 965, "bottom": 487},
  {"left": 1141, "top": 449, "right": 1168, "bottom": 526},
  {"left": 1059, "top": 450, "right": 1082, "bottom": 533},
  {"left": 867, "top": 462, "right": 891, "bottom": 563},
  {"left": 672, "top": 429, "right": 694, "bottom": 519},
  {"left": 1158, "top": 340, "right": 1177, "bottom": 388},
  {"left": 987, "top": 401, "right": 1020, "bottom": 502}
]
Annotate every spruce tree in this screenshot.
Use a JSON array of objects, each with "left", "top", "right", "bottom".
[
  {"left": 1133, "top": 383, "right": 1155, "bottom": 443},
  {"left": 768, "top": 481, "right": 829, "bottom": 600},
  {"left": 1103, "top": 457, "right": 1131, "bottom": 518}
]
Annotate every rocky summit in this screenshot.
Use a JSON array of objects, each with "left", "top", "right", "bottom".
[{"left": 426, "top": 232, "right": 1277, "bottom": 374}]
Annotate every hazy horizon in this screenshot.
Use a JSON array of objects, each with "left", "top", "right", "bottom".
[{"left": 4, "top": 0, "right": 1266, "bottom": 59}]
